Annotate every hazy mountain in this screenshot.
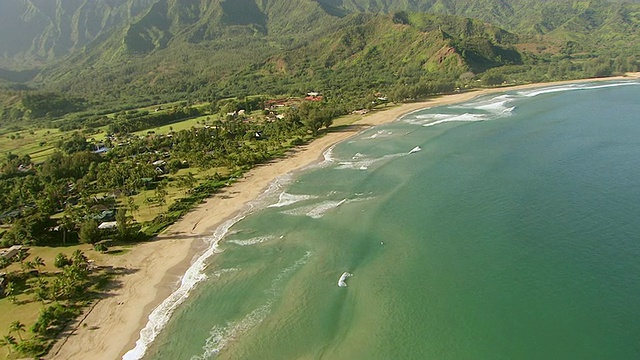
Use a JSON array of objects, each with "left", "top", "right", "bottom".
[
  {"left": 0, "top": 0, "right": 158, "bottom": 70},
  {"left": 0, "top": 0, "right": 638, "bottom": 108}
]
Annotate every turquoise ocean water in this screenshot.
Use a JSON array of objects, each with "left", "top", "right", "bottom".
[{"left": 128, "top": 81, "right": 640, "bottom": 360}]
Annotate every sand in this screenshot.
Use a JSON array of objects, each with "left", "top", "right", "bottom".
[{"left": 49, "top": 73, "right": 640, "bottom": 360}]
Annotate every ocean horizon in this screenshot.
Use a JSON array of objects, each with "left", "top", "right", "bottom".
[{"left": 127, "top": 80, "right": 640, "bottom": 360}]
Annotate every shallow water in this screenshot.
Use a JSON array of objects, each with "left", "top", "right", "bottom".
[{"left": 134, "top": 81, "right": 640, "bottom": 360}]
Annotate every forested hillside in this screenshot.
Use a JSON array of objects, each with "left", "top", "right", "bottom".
[
  {"left": 0, "top": 0, "right": 639, "bottom": 121},
  {"left": 0, "top": 0, "right": 157, "bottom": 69}
]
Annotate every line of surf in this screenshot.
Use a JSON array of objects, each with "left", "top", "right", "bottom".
[
  {"left": 122, "top": 171, "right": 297, "bottom": 360},
  {"left": 122, "top": 78, "right": 639, "bottom": 360},
  {"left": 517, "top": 80, "right": 639, "bottom": 97},
  {"left": 401, "top": 80, "right": 639, "bottom": 128}
]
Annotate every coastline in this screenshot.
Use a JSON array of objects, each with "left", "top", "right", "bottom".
[{"left": 49, "top": 73, "right": 640, "bottom": 360}]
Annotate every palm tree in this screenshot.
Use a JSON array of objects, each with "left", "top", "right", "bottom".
[
  {"left": 15, "top": 248, "right": 28, "bottom": 264},
  {"left": 71, "top": 250, "right": 88, "bottom": 268},
  {"left": 5, "top": 282, "right": 17, "bottom": 303},
  {"left": 32, "top": 256, "right": 45, "bottom": 274},
  {"left": 0, "top": 334, "right": 17, "bottom": 354},
  {"left": 28, "top": 277, "right": 49, "bottom": 304},
  {"left": 21, "top": 260, "right": 35, "bottom": 274},
  {"left": 8, "top": 321, "right": 25, "bottom": 341}
]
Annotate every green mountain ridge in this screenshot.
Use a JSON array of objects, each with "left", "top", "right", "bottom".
[
  {"left": 1, "top": 0, "right": 639, "bottom": 116},
  {"left": 0, "top": 0, "right": 158, "bottom": 70}
]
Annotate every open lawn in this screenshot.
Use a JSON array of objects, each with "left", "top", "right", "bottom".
[
  {"left": 0, "top": 127, "right": 63, "bottom": 163},
  {"left": 127, "top": 166, "right": 227, "bottom": 224}
]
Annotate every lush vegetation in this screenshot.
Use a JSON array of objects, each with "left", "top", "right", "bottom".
[
  {"left": 1, "top": 0, "right": 640, "bottom": 357},
  {"left": 0, "top": 248, "right": 109, "bottom": 357}
]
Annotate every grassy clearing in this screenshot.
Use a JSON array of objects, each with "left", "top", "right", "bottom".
[
  {"left": 125, "top": 166, "right": 227, "bottom": 224},
  {"left": 0, "top": 127, "right": 62, "bottom": 161},
  {"left": 0, "top": 244, "right": 103, "bottom": 358}
]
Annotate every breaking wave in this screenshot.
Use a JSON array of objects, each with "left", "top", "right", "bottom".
[
  {"left": 517, "top": 81, "right": 639, "bottom": 97},
  {"left": 335, "top": 153, "right": 406, "bottom": 170},
  {"left": 190, "top": 251, "right": 312, "bottom": 359},
  {"left": 268, "top": 192, "right": 318, "bottom": 208},
  {"left": 227, "top": 236, "right": 275, "bottom": 246},
  {"left": 122, "top": 168, "right": 306, "bottom": 360},
  {"left": 282, "top": 199, "right": 348, "bottom": 219},
  {"left": 364, "top": 129, "right": 394, "bottom": 139}
]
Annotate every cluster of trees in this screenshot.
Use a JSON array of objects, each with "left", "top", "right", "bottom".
[
  {"left": 0, "top": 250, "right": 95, "bottom": 357},
  {"left": 0, "top": 94, "right": 343, "bottom": 249},
  {"left": 107, "top": 104, "right": 201, "bottom": 135},
  {"left": 21, "top": 92, "right": 86, "bottom": 119}
]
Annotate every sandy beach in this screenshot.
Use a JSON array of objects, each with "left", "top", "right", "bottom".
[{"left": 49, "top": 73, "right": 639, "bottom": 360}]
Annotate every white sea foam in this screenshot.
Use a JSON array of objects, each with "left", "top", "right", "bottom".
[
  {"left": 282, "top": 199, "right": 347, "bottom": 219},
  {"left": 191, "top": 251, "right": 312, "bottom": 359},
  {"left": 122, "top": 216, "right": 242, "bottom": 360},
  {"left": 268, "top": 192, "right": 318, "bottom": 208},
  {"left": 338, "top": 272, "right": 353, "bottom": 287},
  {"left": 212, "top": 268, "right": 241, "bottom": 277},
  {"left": 122, "top": 170, "right": 304, "bottom": 360},
  {"left": 335, "top": 153, "right": 405, "bottom": 170},
  {"left": 312, "top": 144, "right": 337, "bottom": 168},
  {"left": 228, "top": 236, "right": 275, "bottom": 246},
  {"left": 517, "top": 81, "right": 639, "bottom": 97},
  {"left": 191, "top": 304, "right": 271, "bottom": 360},
  {"left": 455, "top": 94, "right": 516, "bottom": 113},
  {"left": 306, "top": 199, "right": 347, "bottom": 219},
  {"left": 365, "top": 129, "right": 394, "bottom": 139},
  {"left": 404, "top": 93, "right": 519, "bottom": 128}
]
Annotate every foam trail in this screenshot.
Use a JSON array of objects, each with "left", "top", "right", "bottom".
[
  {"left": 420, "top": 113, "right": 488, "bottom": 127},
  {"left": 212, "top": 268, "right": 241, "bottom": 277},
  {"left": 453, "top": 94, "right": 516, "bottom": 113},
  {"left": 306, "top": 199, "right": 347, "bottom": 219},
  {"left": 122, "top": 215, "right": 243, "bottom": 360},
  {"left": 311, "top": 144, "right": 337, "bottom": 169},
  {"left": 268, "top": 192, "right": 317, "bottom": 208},
  {"left": 282, "top": 198, "right": 347, "bottom": 219},
  {"left": 335, "top": 153, "right": 405, "bottom": 170},
  {"left": 518, "top": 81, "right": 639, "bottom": 97},
  {"left": 122, "top": 170, "right": 301, "bottom": 360},
  {"left": 228, "top": 236, "right": 275, "bottom": 246},
  {"left": 365, "top": 129, "right": 394, "bottom": 139},
  {"left": 191, "top": 251, "right": 312, "bottom": 359}
]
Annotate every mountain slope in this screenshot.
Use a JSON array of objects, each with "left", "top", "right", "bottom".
[
  {"left": 0, "top": 0, "right": 158, "bottom": 69},
  {"left": 1, "top": 0, "right": 639, "bottom": 116}
]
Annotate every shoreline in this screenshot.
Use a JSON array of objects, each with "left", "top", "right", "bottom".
[{"left": 49, "top": 73, "right": 640, "bottom": 360}]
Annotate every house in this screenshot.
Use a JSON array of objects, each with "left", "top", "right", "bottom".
[
  {"left": 93, "top": 144, "right": 110, "bottom": 154},
  {"left": 0, "top": 245, "right": 23, "bottom": 261}
]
